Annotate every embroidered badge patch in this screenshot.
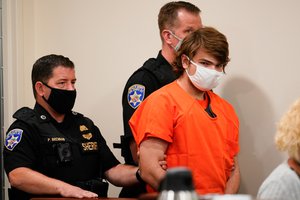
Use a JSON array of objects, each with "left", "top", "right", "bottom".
[
  {"left": 127, "top": 84, "right": 145, "bottom": 109},
  {"left": 5, "top": 129, "right": 23, "bottom": 151}
]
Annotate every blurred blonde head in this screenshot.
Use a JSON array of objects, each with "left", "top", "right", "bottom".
[{"left": 275, "top": 98, "right": 300, "bottom": 163}]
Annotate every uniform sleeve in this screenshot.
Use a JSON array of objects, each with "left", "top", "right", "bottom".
[
  {"left": 93, "top": 125, "right": 120, "bottom": 173},
  {"left": 3, "top": 121, "right": 39, "bottom": 174},
  {"left": 129, "top": 91, "right": 174, "bottom": 146},
  {"left": 122, "top": 70, "right": 160, "bottom": 139}
]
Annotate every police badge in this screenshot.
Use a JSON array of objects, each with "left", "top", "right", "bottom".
[
  {"left": 5, "top": 128, "right": 23, "bottom": 151},
  {"left": 127, "top": 84, "right": 145, "bottom": 109}
]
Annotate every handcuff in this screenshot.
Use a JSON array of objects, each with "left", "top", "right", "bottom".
[{"left": 136, "top": 168, "right": 145, "bottom": 183}]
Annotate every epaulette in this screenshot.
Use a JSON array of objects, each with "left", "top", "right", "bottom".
[
  {"left": 13, "top": 107, "right": 35, "bottom": 121},
  {"left": 71, "top": 111, "right": 95, "bottom": 131},
  {"left": 71, "top": 111, "right": 83, "bottom": 118},
  {"left": 135, "top": 58, "right": 162, "bottom": 90},
  {"left": 141, "top": 57, "right": 176, "bottom": 88}
]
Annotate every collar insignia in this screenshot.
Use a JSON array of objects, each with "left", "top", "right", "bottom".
[
  {"left": 80, "top": 125, "right": 88, "bottom": 132},
  {"left": 127, "top": 84, "right": 145, "bottom": 109}
]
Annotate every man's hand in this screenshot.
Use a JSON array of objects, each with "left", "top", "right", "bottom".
[
  {"left": 58, "top": 184, "right": 98, "bottom": 198},
  {"left": 159, "top": 155, "right": 168, "bottom": 170},
  {"left": 8, "top": 167, "right": 98, "bottom": 198}
]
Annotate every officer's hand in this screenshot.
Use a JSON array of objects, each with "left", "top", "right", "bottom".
[
  {"left": 59, "top": 184, "right": 98, "bottom": 198},
  {"left": 159, "top": 154, "right": 168, "bottom": 170}
]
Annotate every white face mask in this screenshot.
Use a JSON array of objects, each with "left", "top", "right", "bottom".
[
  {"left": 186, "top": 59, "right": 224, "bottom": 91},
  {"left": 169, "top": 31, "right": 183, "bottom": 52}
]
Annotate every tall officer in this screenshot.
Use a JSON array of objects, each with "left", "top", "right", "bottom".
[
  {"left": 3, "top": 54, "right": 141, "bottom": 200},
  {"left": 115, "top": 1, "right": 203, "bottom": 197}
]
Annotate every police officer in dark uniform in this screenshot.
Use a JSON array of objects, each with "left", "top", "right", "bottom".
[
  {"left": 115, "top": 1, "right": 203, "bottom": 197},
  {"left": 3, "top": 54, "right": 140, "bottom": 200}
]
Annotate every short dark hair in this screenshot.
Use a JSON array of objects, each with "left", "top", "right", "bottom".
[
  {"left": 31, "top": 54, "right": 74, "bottom": 97},
  {"left": 173, "top": 27, "right": 230, "bottom": 76},
  {"left": 158, "top": 1, "right": 201, "bottom": 33}
]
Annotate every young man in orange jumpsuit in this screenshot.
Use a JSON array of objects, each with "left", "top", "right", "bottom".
[{"left": 130, "top": 27, "right": 240, "bottom": 195}]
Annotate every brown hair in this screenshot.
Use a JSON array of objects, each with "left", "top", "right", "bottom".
[
  {"left": 158, "top": 1, "right": 201, "bottom": 35},
  {"left": 173, "top": 27, "right": 230, "bottom": 76},
  {"left": 31, "top": 54, "right": 74, "bottom": 97}
]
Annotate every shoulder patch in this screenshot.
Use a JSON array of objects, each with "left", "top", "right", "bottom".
[
  {"left": 5, "top": 129, "right": 23, "bottom": 151},
  {"left": 127, "top": 84, "right": 145, "bottom": 109}
]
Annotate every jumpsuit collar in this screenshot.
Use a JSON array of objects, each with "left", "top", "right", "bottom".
[{"left": 157, "top": 50, "right": 172, "bottom": 67}]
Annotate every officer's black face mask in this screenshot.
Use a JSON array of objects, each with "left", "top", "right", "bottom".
[{"left": 42, "top": 82, "right": 77, "bottom": 114}]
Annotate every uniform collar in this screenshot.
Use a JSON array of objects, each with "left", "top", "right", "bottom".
[
  {"left": 34, "top": 103, "right": 53, "bottom": 122},
  {"left": 33, "top": 103, "right": 74, "bottom": 126},
  {"left": 157, "top": 50, "right": 172, "bottom": 67}
]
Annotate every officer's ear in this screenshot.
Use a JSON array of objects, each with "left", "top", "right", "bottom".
[
  {"left": 35, "top": 81, "right": 46, "bottom": 97},
  {"left": 162, "top": 29, "right": 173, "bottom": 45}
]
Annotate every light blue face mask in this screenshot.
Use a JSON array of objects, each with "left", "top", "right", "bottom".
[{"left": 169, "top": 31, "right": 183, "bottom": 51}]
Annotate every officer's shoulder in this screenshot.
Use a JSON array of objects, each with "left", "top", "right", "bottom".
[
  {"left": 142, "top": 57, "right": 158, "bottom": 68},
  {"left": 13, "top": 107, "right": 35, "bottom": 121},
  {"left": 71, "top": 111, "right": 94, "bottom": 124},
  {"left": 70, "top": 111, "right": 84, "bottom": 118},
  {"left": 134, "top": 57, "right": 158, "bottom": 74},
  {"left": 127, "top": 58, "right": 158, "bottom": 82},
  {"left": 9, "top": 107, "right": 36, "bottom": 133}
]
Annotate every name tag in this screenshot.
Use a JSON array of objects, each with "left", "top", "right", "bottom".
[{"left": 48, "top": 137, "right": 65, "bottom": 142}]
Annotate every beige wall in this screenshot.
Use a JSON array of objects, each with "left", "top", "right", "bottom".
[{"left": 3, "top": 0, "right": 300, "bottom": 198}]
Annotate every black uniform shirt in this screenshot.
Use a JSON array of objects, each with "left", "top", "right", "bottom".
[
  {"left": 121, "top": 51, "right": 176, "bottom": 162},
  {"left": 3, "top": 103, "right": 120, "bottom": 184}
]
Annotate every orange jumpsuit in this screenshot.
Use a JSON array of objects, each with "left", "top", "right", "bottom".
[{"left": 130, "top": 81, "right": 239, "bottom": 194}]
